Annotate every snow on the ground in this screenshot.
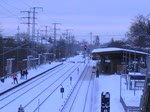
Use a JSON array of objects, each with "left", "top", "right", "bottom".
[
  {"left": 0, "top": 61, "right": 62, "bottom": 93},
  {"left": 121, "top": 78, "right": 143, "bottom": 106},
  {"left": 94, "top": 74, "right": 125, "bottom": 112},
  {"left": 0, "top": 55, "right": 143, "bottom": 112}
]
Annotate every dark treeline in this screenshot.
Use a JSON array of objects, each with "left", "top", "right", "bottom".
[{"left": 0, "top": 34, "right": 83, "bottom": 77}]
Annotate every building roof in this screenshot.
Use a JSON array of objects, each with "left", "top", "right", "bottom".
[
  {"left": 92, "top": 47, "right": 122, "bottom": 53},
  {"left": 91, "top": 47, "right": 147, "bottom": 55}
]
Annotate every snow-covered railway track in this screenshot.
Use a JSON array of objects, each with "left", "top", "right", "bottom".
[
  {"left": 0, "top": 61, "right": 83, "bottom": 112},
  {"left": 61, "top": 62, "right": 94, "bottom": 112},
  {"left": 0, "top": 63, "right": 69, "bottom": 101}
]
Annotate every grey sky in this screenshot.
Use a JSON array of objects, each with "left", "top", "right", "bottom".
[{"left": 0, "top": 0, "right": 150, "bottom": 43}]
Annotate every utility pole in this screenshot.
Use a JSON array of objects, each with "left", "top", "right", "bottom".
[
  {"left": 90, "top": 32, "right": 93, "bottom": 45},
  {"left": 40, "top": 25, "right": 51, "bottom": 53},
  {"left": 44, "top": 25, "right": 48, "bottom": 38},
  {"left": 36, "top": 29, "right": 40, "bottom": 43},
  {"left": 31, "top": 7, "right": 43, "bottom": 57},
  {"left": 65, "top": 29, "right": 73, "bottom": 57},
  {"left": 21, "top": 11, "right": 31, "bottom": 37},
  {"left": 17, "top": 25, "right": 20, "bottom": 41},
  {"left": 41, "top": 25, "right": 50, "bottom": 40},
  {"left": 52, "top": 23, "right": 61, "bottom": 59},
  {"left": 31, "top": 7, "right": 43, "bottom": 42}
]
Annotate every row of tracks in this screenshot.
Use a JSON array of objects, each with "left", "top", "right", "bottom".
[
  {"left": 0, "top": 56, "right": 87, "bottom": 112},
  {"left": 60, "top": 61, "right": 94, "bottom": 112}
]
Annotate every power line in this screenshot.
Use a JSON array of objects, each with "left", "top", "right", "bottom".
[
  {"left": 75, "top": 34, "right": 125, "bottom": 37},
  {"left": 1, "top": 0, "right": 22, "bottom": 11},
  {"left": 0, "top": 43, "right": 29, "bottom": 56},
  {"left": 20, "top": 0, "right": 32, "bottom": 8},
  {"left": 0, "top": 4, "right": 19, "bottom": 18}
]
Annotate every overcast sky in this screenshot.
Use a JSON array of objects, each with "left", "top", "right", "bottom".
[{"left": 0, "top": 0, "right": 150, "bottom": 43}]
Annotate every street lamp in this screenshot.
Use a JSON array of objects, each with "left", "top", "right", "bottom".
[
  {"left": 133, "top": 49, "right": 137, "bottom": 96},
  {"left": 27, "top": 55, "right": 33, "bottom": 69},
  {"left": 120, "top": 73, "right": 122, "bottom": 101}
]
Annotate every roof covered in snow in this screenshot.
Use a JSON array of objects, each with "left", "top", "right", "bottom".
[{"left": 91, "top": 47, "right": 147, "bottom": 55}]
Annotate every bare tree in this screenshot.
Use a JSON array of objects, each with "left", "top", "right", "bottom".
[
  {"left": 127, "top": 15, "right": 150, "bottom": 47},
  {"left": 107, "top": 38, "right": 126, "bottom": 47}
]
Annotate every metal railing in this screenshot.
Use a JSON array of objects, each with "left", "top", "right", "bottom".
[{"left": 120, "top": 96, "right": 140, "bottom": 112}]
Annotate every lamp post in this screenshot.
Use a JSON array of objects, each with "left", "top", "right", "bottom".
[
  {"left": 38, "top": 54, "right": 42, "bottom": 65},
  {"left": 27, "top": 55, "right": 33, "bottom": 69},
  {"left": 120, "top": 73, "right": 122, "bottom": 101},
  {"left": 133, "top": 49, "right": 137, "bottom": 96}
]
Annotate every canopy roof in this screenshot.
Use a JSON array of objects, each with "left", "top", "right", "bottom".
[{"left": 92, "top": 47, "right": 147, "bottom": 55}]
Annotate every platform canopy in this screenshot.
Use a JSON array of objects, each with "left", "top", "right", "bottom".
[
  {"left": 92, "top": 47, "right": 147, "bottom": 55},
  {"left": 91, "top": 47, "right": 147, "bottom": 74}
]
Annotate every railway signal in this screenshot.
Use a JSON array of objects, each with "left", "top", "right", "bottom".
[
  {"left": 18, "top": 105, "right": 24, "bottom": 112},
  {"left": 101, "top": 92, "right": 110, "bottom": 112},
  {"left": 70, "top": 77, "right": 72, "bottom": 85},
  {"left": 60, "top": 86, "right": 64, "bottom": 99}
]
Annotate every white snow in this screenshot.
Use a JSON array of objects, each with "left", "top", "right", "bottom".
[
  {"left": 92, "top": 47, "right": 147, "bottom": 55},
  {"left": 0, "top": 55, "right": 143, "bottom": 112},
  {"left": 92, "top": 47, "right": 123, "bottom": 53}
]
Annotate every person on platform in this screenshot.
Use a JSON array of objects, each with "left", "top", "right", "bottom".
[
  {"left": 12, "top": 73, "right": 18, "bottom": 84},
  {"left": 24, "top": 69, "right": 28, "bottom": 79},
  {"left": 96, "top": 69, "right": 99, "bottom": 78},
  {"left": 20, "top": 70, "right": 24, "bottom": 79}
]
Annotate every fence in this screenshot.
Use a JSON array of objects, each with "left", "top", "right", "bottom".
[
  {"left": 120, "top": 96, "right": 141, "bottom": 112},
  {"left": 138, "top": 67, "right": 146, "bottom": 74}
]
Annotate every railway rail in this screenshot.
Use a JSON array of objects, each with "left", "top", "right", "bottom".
[
  {"left": 0, "top": 56, "right": 86, "bottom": 112},
  {"left": 60, "top": 60, "right": 94, "bottom": 112}
]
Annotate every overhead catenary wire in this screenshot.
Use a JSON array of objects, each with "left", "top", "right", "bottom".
[
  {"left": 1, "top": 0, "right": 22, "bottom": 11},
  {"left": 0, "top": 0, "right": 76, "bottom": 42},
  {"left": 0, "top": 3, "right": 20, "bottom": 18},
  {"left": 0, "top": 43, "right": 29, "bottom": 56}
]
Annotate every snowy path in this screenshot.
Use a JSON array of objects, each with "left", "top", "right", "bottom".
[{"left": 93, "top": 74, "right": 125, "bottom": 112}]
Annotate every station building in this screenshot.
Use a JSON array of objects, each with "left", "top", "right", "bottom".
[{"left": 91, "top": 47, "right": 147, "bottom": 74}]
